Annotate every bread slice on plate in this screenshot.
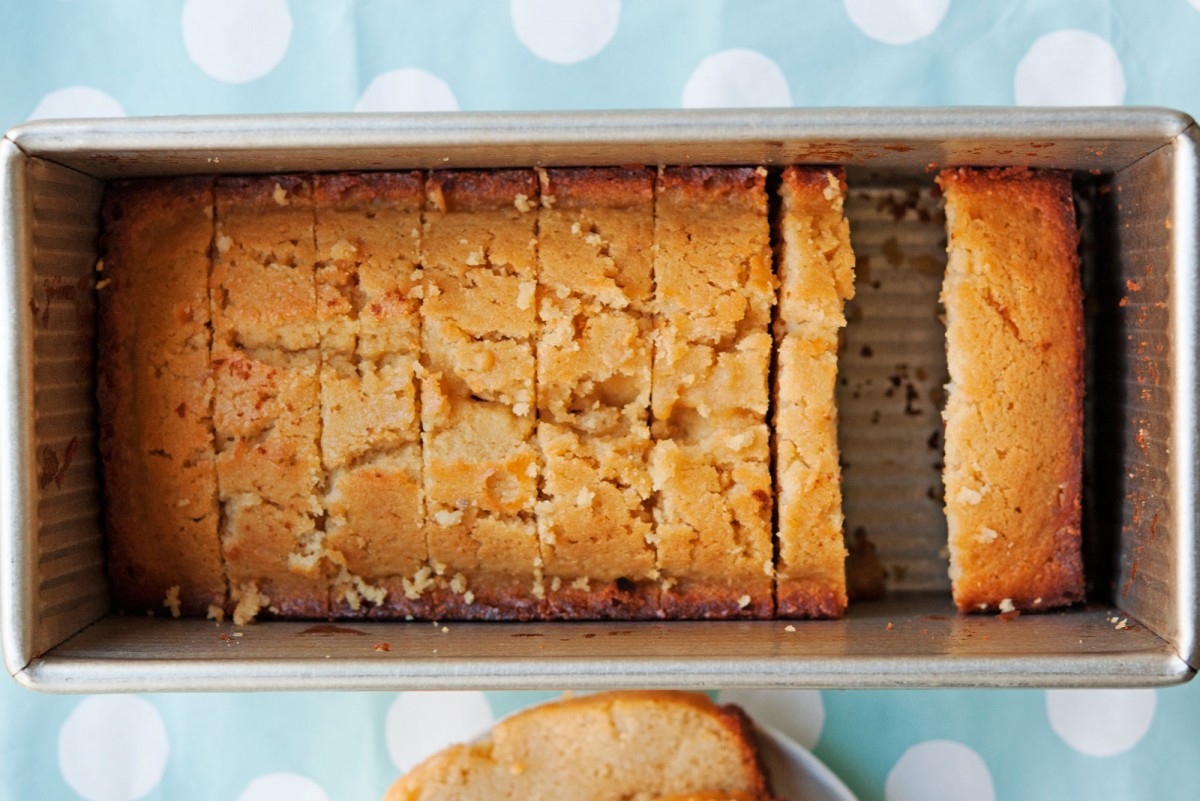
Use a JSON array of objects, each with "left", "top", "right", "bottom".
[{"left": 383, "top": 691, "right": 776, "bottom": 801}]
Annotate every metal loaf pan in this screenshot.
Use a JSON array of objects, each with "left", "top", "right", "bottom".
[{"left": 1, "top": 109, "right": 1197, "bottom": 692}]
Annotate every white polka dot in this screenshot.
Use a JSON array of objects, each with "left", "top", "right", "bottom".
[
  {"left": 844, "top": 0, "right": 950, "bottom": 45},
  {"left": 237, "top": 773, "right": 329, "bottom": 801},
  {"left": 29, "top": 87, "right": 125, "bottom": 121},
  {"left": 1046, "top": 688, "right": 1156, "bottom": 757},
  {"left": 511, "top": 0, "right": 621, "bottom": 64},
  {"left": 182, "top": 0, "right": 293, "bottom": 84},
  {"left": 386, "top": 691, "right": 493, "bottom": 772},
  {"left": 355, "top": 69, "right": 460, "bottom": 113},
  {"left": 717, "top": 689, "right": 825, "bottom": 750},
  {"left": 886, "top": 740, "right": 994, "bottom": 801},
  {"left": 681, "top": 49, "right": 792, "bottom": 109},
  {"left": 58, "top": 696, "right": 169, "bottom": 801},
  {"left": 1014, "top": 30, "right": 1126, "bottom": 106}
]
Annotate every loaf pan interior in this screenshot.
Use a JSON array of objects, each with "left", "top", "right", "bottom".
[{"left": 2, "top": 109, "right": 1196, "bottom": 691}]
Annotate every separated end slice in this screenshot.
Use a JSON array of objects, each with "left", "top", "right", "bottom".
[{"left": 938, "top": 167, "right": 1084, "bottom": 614}]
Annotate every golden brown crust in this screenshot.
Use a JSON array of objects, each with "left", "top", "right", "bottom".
[
  {"left": 659, "top": 584, "right": 774, "bottom": 620},
  {"left": 545, "top": 579, "right": 660, "bottom": 620},
  {"left": 418, "top": 581, "right": 543, "bottom": 621},
  {"left": 99, "top": 177, "right": 226, "bottom": 616},
  {"left": 658, "top": 166, "right": 767, "bottom": 211},
  {"left": 541, "top": 166, "right": 654, "bottom": 209},
  {"left": 427, "top": 169, "right": 539, "bottom": 212},
  {"left": 312, "top": 170, "right": 423, "bottom": 209},
  {"left": 216, "top": 173, "right": 312, "bottom": 208},
  {"left": 937, "top": 167, "right": 1084, "bottom": 614},
  {"left": 776, "top": 583, "right": 846, "bottom": 619}
]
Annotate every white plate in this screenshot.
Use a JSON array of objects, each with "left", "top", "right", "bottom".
[{"left": 755, "top": 722, "right": 858, "bottom": 801}]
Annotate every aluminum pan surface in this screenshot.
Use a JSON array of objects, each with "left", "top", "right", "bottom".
[
  {"left": 2, "top": 107, "right": 1197, "bottom": 691},
  {"left": 4, "top": 107, "right": 1193, "bottom": 176}
]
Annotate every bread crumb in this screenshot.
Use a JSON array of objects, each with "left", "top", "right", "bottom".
[
  {"left": 513, "top": 402, "right": 530, "bottom": 417},
  {"left": 976, "top": 527, "right": 999, "bottom": 544},
  {"left": 822, "top": 172, "right": 838, "bottom": 200},
  {"left": 755, "top": 166, "right": 769, "bottom": 177},
  {"left": 330, "top": 239, "right": 358, "bottom": 260},
  {"left": 336, "top": 567, "right": 388, "bottom": 610},
  {"left": 206, "top": 604, "right": 225, "bottom": 623},
  {"left": 272, "top": 183, "right": 289, "bottom": 206},
  {"left": 998, "top": 598, "right": 1016, "bottom": 613},
  {"left": 784, "top": 624, "right": 796, "bottom": 632},
  {"left": 516, "top": 280, "right": 536, "bottom": 310},
  {"left": 374, "top": 642, "right": 390, "bottom": 652},
  {"left": 465, "top": 249, "right": 485, "bottom": 266},
  {"left": 514, "top": 193, "right": 533, "bottom": 213},
  {"left": 449, "top": 572, "right": 468, "bottom": 594},
  {"left": 95, "top": 278, "right": 112, "bottom": 290},
  {"left": 571, "top": 576, "right": 591, "bottom": 591},
  {"left": 163, "top": 585, "right": 182, "bottom": 618},
  {"left": 1033, "top": 597, "right": 1043, "bottom": 607},
  {"left": 434, "top": 509, "right": 464, "bottom": 527},
  {"left": 215, "top": 233, "right": 233, "bottom": 253},
  {"left": 531, "top": 580, "right": 546, "bottom": 600},
  {"left": 464, "top": 591, "right": 475, "bottom": 604},
  {"left": 232, "top": 581, "right": 270, "bottom": 625},
  {"left": 956, "top": 486, "right": 984, "bottom": 505},
  {"left": 94, "top": 258, "right": 105, "bottom": 272},
  {"left": 575, "top": 487, "right": 595, "bottom": 507},
  {"left": 526, "top": 461, "right": 538, "bottom": 478},
  {"left": 584, "top": 232, "right": 602, "bottom": 247},
  {"left": 1116, "top": 618, "right": 1129, "bottom": 630},
  {"left": 550, "top": 576, "right": 562, "bottom": 592},
  {"left": 403, "top": 566, "right": 435, "bottom": 600},
  {"left": 737, "top": 594, "right": 751, "bottom": 609},
  {"left": 570, "top": 221, "right": 582, "bottom": 235},
  {"left": 441, "top": 625, "right": 450, "bottom": 633}
]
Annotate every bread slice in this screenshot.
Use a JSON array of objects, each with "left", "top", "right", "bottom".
[
  {"left": 536, "top": 168, "right": 658, "bottom": 618},
  {"left": 773, "top": 168, "right": 856, "bottom": 618},
  {"left": 419, "top": 170, "right": 542, "bottom": 619},
  {"left": 211, "top": 176, "right": 329, "bottom": 623},
  {"left": 937, "top": 167, "right": 1084, "bottom": 613},
  {"left": 383, "top": 691, "right": 774, "bottom": 801},
  {"left": 98, "top": 177, "right": 226, "bottom": 617},
  {"left": 313, "top": 172, "right": 427, "bottom": 617},
  {"left": 650, "top": 167, "right": 776, "bottom": 618}
]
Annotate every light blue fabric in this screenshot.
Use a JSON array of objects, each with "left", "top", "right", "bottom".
[{"left": 2, "top": 2, "right": 1199, "bottom": 799}]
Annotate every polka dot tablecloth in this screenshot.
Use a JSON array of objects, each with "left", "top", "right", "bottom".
[{"left": 3, "top": 2, "right": 1200, "bottom": 800}]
